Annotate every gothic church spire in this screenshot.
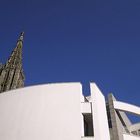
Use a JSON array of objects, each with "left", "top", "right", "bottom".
[{"left": 0, "top": 32, "right": 25, "bottom": 93}]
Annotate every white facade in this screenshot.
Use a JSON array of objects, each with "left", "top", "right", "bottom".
[{"left": 0, "top": 82, "right": 139, "bottom": 140}]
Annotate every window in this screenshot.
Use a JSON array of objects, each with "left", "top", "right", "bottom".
[{"left": 83, "top": 114, "right": 94, "bottom": 136}]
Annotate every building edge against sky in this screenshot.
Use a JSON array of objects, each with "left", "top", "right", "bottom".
[
  {"left": 0, "top": 82, "right": 140, "bottom": 140},
  {"left": 0, "top": 33, "right": 140, "bottom": 140}
]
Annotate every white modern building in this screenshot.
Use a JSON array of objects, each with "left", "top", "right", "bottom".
[{"left": 0, "top": 82, "right": 140, "bottom": 140}]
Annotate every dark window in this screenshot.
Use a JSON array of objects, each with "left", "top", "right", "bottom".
[{"left": 83, "top": 114, "right": 94, "bottom": 136}]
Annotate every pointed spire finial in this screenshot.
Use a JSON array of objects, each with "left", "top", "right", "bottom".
[{"left": 18, "top": 32, "right": 24, "bottom": 42}]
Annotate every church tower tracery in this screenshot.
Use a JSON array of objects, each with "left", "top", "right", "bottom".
[{"left": 0, "top": 32, "right": 25, "bottom": 93}]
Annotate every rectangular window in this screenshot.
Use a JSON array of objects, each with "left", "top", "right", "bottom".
[{"left": 83, "top": 113, "right": 94, "bottom": 136}]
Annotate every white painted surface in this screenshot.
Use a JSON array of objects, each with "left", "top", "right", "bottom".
[
  {"left": 81, "top": 137, "right": 94, "bottom": 140},
  {"left": 0, "top": 83, "right": 83, "bottom": 140},
  {"left": 3, "top": 82, "right": 139, "bottom": 140},
  {"left": 81, "top": 102, "right": 91, "bottom": 114},
  {"left": 114, "top": 101, "right": 140, "bottom": 115},
  {"left": 81, "top": 113, "right": 85, "bottom": 137},
  {"left": 90, "top": 83, "right": 110, "bottom": 140},
  {"left": 123, "top": 134, "right": 140, "bottom": 140}
]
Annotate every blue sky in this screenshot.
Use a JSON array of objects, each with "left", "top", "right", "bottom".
[{"left": 0, "top": 0, "right": 140, "bottom": 109}]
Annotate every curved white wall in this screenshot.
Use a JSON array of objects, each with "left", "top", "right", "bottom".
[{"left": 0, "top": 83, "right": 83, "bottom": 140}]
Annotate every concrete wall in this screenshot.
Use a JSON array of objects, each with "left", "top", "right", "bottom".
[
  {"left": 114, "top": 101, "right": 140, "bottom": 116},
  {"left": 0, "top": 83, "right": 83, "bottom": 140}
]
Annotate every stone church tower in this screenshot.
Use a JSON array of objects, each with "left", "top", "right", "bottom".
[{"left": 0, "top": 32, "right": 25, "bottom": 93}]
